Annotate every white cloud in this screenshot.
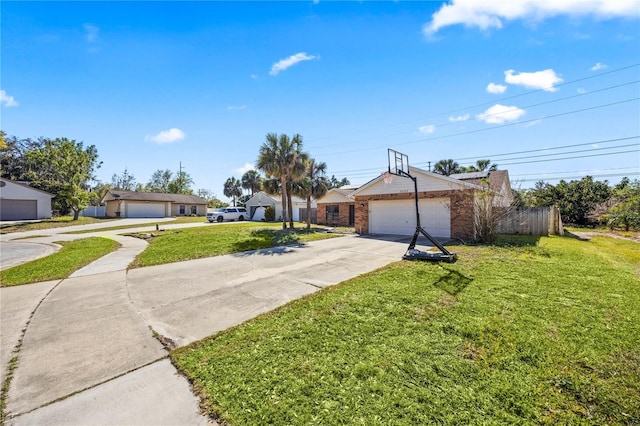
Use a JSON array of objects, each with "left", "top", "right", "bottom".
[
  {"left": 227, "top": 105, "right": 247, "bottom": 111},
  {"left": 418, "top": 125, "right": 435, "bottom": 135},
  {"left": 0, "top": 90, "right": 18, "bottom": 107},
  {"left": 270, "top": 52, "right": 318, "bottom": 76},
  {"left": 504, "top": 69, "right": 563, "bottom": 91},
  {"left": 449, "top": 114, "right": 470, "bottom": 122},
  {"left": 577, "top": 88, "right": 588, "bottom": 94},
  {"left": 423, "top": 0, "right": 640, "bottom": 35},
  {"left": 476, "top": 104, "right": 526, "bottom": 124},
  {"left": 486, "top": 82, "right": 507, "bottom": 94},
  {"left": 591, "top": 62, "right": 608, "bottom": 71},
  {"left": 83, "top": 23, "right": 99, "bottom": 42},
  {"left": 234, "top": 163, "right": 255, "bottom": 175},
  {"left": 145, "top": 128, "right": 186, "bottom": 144}
]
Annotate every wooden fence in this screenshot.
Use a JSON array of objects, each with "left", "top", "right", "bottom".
[{"left": 497, "top": 206, "right": 564, "bottom": 236}]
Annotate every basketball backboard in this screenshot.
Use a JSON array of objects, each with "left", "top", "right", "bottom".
[{"left": 388, "top": 149, "right": 409, "bottom": 176}]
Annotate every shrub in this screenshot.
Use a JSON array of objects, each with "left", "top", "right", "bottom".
[{"left": 264, "top": 206, "right": 275, "bottom": 222}]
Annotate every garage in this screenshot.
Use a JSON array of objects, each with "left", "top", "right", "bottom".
[
  {"left": 126, "top": 202, "right": 166, "bottom": 218},
  {"left": 0, "top": 199, "right": 38, "bottom": 220},
  {"left": 369, "top": 198, "right": 451, "bottom": 238}
]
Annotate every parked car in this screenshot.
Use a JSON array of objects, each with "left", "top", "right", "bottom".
[{"left": 207, "top": 207, "right": 247, "bottom": 223}]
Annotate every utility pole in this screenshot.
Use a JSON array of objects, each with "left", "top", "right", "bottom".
[{"left": 427, "top": 161, "right": 431, "bottom": 172}]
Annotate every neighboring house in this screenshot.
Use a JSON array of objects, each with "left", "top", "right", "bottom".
[
  {"left": 100, "top": 190, "right": 207, "bottom": 218},
  {"left": 244, "top": 191, "right": 315, "bottom": 222},
  {"left": 0, "top": 177, "right": 54, "bottom": 220},
  {"left": 316, "top": 185, "right": 360, "bottom": 226},
  {"left": 450, "top": 170, "right": 514, "bottom": 208},
  {"left": 351, "top": 167, "right": 513, "bottom": 240}
]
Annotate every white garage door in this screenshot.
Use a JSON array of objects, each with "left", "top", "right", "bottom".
[
  {"left": 126, "top": 203, "right": 165, "bottom": 218},
  {"left": 369, "top": 198, "right": 451, "bottom": 238}
]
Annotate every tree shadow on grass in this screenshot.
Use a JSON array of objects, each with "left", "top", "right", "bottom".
[
  {"left": 433, "top": 266, "right": 473, "bottom": 296},
  {"left": 231, "top": 229, "right": 308, "bottom": 257}
]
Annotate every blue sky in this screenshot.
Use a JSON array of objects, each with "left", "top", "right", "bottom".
[{"left": 2, "top": 0, "right": 639, "bottom": 200}]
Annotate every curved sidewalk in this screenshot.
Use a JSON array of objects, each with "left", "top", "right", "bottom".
[
  {"left": 2, "top": 222, "right": 407, "bottom": 425},
  {"left": 1, "top": 230, "right": 211, "bottom": 425}
]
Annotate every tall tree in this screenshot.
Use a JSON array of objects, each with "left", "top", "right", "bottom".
[
  {"left": 256, "top": 133, "right": 305, "bottom": 230},
  {"left": 146, "top": 169, "right": 173, "bottom": 192},
  {"left": 111, "top": 167, "right": 137, "bottom": 190},
  {"left": 241, "top": 170, "right": 262, "bottom": 197},
  {"left": 223, "top": 177, "right": 242, "bottom": 206},
  {"left": 26, "top": 137, "right": 101, "bottom": 220},
  {"left": 433, "top": 159, "right": 460, "bottom": 176},
  {"left": 168, "top": 170, "right": 194, "bottom": 194},
  {"left": 328, "top": 175, "right": 350, "bottom": 189},
  {"left": 294, "top": 158, "right": 329, "bottom": 230},
  {"left": 459, "top": 159, "right": 498, "bottom": 173}
]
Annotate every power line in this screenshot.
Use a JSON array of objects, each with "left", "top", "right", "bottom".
[
  {"left": 312, "top": 79, "right": 639, "bottom": 151},
  {"left": 328, "top": 135, "right": 640, "bottom": 175},
  {"left": 307, "top": 63, "right": 640, "bottom": 147},
  {"left": 499, "top": 149, "right": 639, "bottom": 166},
  {"left": 317, "top": 97, "right": 639, "bottom": 158},
  {"left": 511, "top": 167, "right": 639, "bottom": 177},
  {"left": 516, "top": 172, "right": 640, "bottom": 183}
]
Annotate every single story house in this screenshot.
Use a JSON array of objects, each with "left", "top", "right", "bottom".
[
  {"left": 351, "top": 167, "right": 513, "bottom": 240},
  {"left": 0, "top": 177, "right": 54, "bottom": 220},
  {"left": 244, "top": 191, "right": 315, "bottom": 222},
  {"left": 316, "top": 185, "right": 360, "bottom": 226},
  {"left": 100, "top": 190, "right": 208, "bottom": 218}
]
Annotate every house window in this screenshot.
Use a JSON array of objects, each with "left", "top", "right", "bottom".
[
  {"left": 326, "top": 205, "right": 339, "bottom": 223},
  {"left": 190, "top": 205, "right": 197, "bottom": 215},
  {"left": 179, "top": 205, "right": 186, "bottom": 215}
]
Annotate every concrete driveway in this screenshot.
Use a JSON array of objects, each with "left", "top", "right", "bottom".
[{"left": 1, "top": 221, "right": 408, "bottom": 425}]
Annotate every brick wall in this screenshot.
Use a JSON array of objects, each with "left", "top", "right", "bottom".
[
  {"left": 317, "top": 202, "right": 354, "bottom": 226},
  {"left": 354, "top": 189, "right": 476, "bottom": 240}
]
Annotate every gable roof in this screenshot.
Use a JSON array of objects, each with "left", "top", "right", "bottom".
[
  {"left": 353, "top": 166, "right": 483, "bottom": 196},
  {"left": 0, "top": 178, "right": 55, "bottom": 197},
  {"left": 450, "top": 170, "right": 511, "bottom": 193},
  {"left": 100, "top": 190, "right": 207, "bottom": 205},
  {"left": 245, "top": 191, "right": 308, "bottom": 205}
]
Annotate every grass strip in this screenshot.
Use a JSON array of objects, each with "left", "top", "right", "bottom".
[
  {"left": 130, "top": 223, "right": 340, "bottom": 268},
  {"left": 0, "top": 237, "right": 121, "bottom": 287},
  {"left": 64, "top": 215, "right": 208, "bottom": 234},
  {"left": 0, "top": 216, "right": 117, "bottom": 234},
  {"left": 172, "top": 235, "right": 640, "bottom": 425}
]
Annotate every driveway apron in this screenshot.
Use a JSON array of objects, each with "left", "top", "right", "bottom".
[{"left": 127, "top": 235, "right": 408, "bottom": 347}]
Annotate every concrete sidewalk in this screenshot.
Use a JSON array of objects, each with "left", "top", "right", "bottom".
[{"left": 2, "top": 229, "right": 408, "bottom": 425}]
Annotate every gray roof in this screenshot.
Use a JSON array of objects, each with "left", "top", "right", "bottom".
[
  {"left": 449, "top": 171, "right": 490, "bottom": 180},
  {"left": 101, "top": 190, "right": 207, "bottom": 204}
]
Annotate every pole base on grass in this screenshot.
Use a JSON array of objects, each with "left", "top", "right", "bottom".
[{"left": 403, "top": 249, "right": 457, "bottom": 263}]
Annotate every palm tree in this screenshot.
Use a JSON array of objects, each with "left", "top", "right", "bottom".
[
  {"left": 256, "top": 133, "right": 305, "bottom": 230},
  {"left": 433, "top": 159, "right": 460, "bottom": 176},
  {"left": 294, "top": 158, "right": 329, "bottom": 230},
  {"left": 223, "top": 177, "right": 242, "bottom": 206},
  {"left": 475, "top": 159, "right": 498, "bottom": 172},
  {"left": 241, "top": 170, "right": 262, "bottom": 197}
]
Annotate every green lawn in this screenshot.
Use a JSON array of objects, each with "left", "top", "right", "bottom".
[
  {"left": 172, "top": 235, "right": 640, "bottom": 425},
  {"left": 129, "top": 223, "right": 341, "bottom": 268},
  {"left": 0, "top": 237, "right": 121, "bottom": 286}
]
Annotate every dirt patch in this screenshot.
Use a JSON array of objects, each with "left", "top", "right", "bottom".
[{"left": 567, "top": 231, "right": 640, "bottom": 243}]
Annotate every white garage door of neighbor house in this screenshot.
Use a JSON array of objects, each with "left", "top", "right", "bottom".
[
  {"left": 369, "top": 198, "right": 451, "bottom": 238},
  {"left": 126, "top": 203, "right": 165, "bottom": 218}
]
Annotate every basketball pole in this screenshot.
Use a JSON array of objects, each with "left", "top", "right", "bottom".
[{"left": 396, "top": 169, "right": 455, "bottom": 258}]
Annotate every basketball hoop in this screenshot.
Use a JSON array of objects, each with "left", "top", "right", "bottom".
[{"left": 382, "top": 171, "right": 394, "bottom": 184}]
